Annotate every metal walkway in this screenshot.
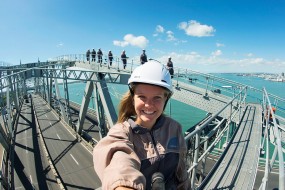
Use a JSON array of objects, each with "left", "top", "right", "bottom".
[{"left": 199, "top": 104, "right": 263, "bottom": 189}]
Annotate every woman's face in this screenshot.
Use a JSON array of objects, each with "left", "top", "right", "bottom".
[{"left": 133, "top": 84, "right": 168, "bottom": 129}]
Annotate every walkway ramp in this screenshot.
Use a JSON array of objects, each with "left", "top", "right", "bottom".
[
  {"left": 172, "top": 81, "right": 240, "bottom": 123},
  {"left": 199, "top": 104, "right": 262, "bottom": 189}
]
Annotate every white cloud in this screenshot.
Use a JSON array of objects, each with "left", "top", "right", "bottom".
[
  {"left": 153, "top": 25, "right": 165, "bottom": 37},
  {"left": 216, "top": 43, "right": 225, "bottom": 47},
  {"left": 156, "top": 25, "right": 164, "bottom": 33},
  {"left": 57, "top": 42, "right": 64, "bottom": 47},
  {"left": 154, "top": 52, "right": 284, "bottom": 73},
  {"left": 113, "top": 40, "right": 129, "bottom": 47},
  {"left": 113, "top": 34, "right": 149, "bottom": 48},
  {"left": 166, "top": 31, "right": 176, "bottom": 41},
  {"left": 212, "top": 50, "right": 222, "bottom": 57},
  {"left": 154, "top": 25, "right": 180, "bottom": 43},
  {"left": 250, "top": 57, "right": 264, "bottom": 63},
  {"left": 156, "top": 51, "right": 202, "bottom": 65},
  {"left": 178, "top": 20, "right": 215, "bottom": 37},
  {"left": 247, "top": 53, "right": 254, "bottom": 57}
]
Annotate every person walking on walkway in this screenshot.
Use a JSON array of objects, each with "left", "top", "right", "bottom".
[
  {"left": 86, "top": 49, "right": 90, "bottom": 62},
  {"left": 108, "top": 50, "right": 113, "bottom": 67},
  {"left": 97, "top": 48, "right": 103, "bottom": 64},
  {"left": 121, "top": 50, "right": 128, "bottom": 69},
  {"left": 91, "top": 48, "right": 96, "bottom": 62},
  {"left": 93, "top": 61, "right": 190, "bottom": 190},
  {"left": 167, "top": 56, "right": 174, "bottom": 78},
  {"left": 140, "top": 49, "right": 147, "bottom": 65}
]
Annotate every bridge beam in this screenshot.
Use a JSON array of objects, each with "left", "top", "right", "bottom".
[
  {"left": 77, "top": 80, "right": 93, "bottom": 135},
  {"left": 94, "top": 73, "right": 118, "bottom": 135},
  {"left": 0, "top": 124, "right": 9, "bottom": 151},
  {"left": 62, "top": 68, "right": 72, "bottom": 125},
  {"left": 54, "top": 78, "right": 68, "bottom": 122},
  {"left": 5, "top": 76, "right": 12, "bottom": 138}
]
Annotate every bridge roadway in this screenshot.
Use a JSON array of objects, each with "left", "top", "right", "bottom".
[
  {"left": 14, "top": 95, "right": 60, "bottom": 189},
  {"left": 68, "top": 101, "right": 101, "bottom": 142},
  {"left": 16, "top": 94, "right": 101, "bottom": 190}
]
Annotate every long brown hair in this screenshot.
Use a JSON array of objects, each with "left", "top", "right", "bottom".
[{"left": 117, "top": 91, "right": 135, "bottom": 123}]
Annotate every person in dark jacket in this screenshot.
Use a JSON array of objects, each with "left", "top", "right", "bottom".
[
  {"left": 86, "top": 49, "right": 90, "bottom": 62},
  {"left": 97, "top": 48, "right": 103, "bottom": 64},
  {"left": 91, "top": 48, "right": 96, "bottom": 62},
  {"left": 108, "top": 50, "right": 113, "bottom": 66},
  {"left": 140, "top": 49, "right": 147, "bottom": 65},
  {"left": 121, "top": 50, "right": 128, "bottom": 69},
  {"left": 167, "top": 57, "right": 174, "bottom": 78}
]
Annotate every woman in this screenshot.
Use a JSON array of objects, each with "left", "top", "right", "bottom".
[{"left": 93, "top": 61, "right": 190, "bottom": 190}]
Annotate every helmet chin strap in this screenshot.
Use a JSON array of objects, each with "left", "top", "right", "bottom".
[
  {"left": 163, "top": 93, "right": 172, "bottom": 110},
  {"left": 128, "top": 85, "right": 134, "bottom": 96},
  {"left": 163, "top": 99, "right": 169, "bottom": 111}
]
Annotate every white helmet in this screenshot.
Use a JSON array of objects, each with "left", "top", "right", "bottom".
[{"left": 128, "top": 60, "right": 173, "bottom": 93}]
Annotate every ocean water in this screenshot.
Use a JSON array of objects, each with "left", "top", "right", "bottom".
[
  {"left": 213, "top": 73, "right": 285, "bottom": 98},
  {"left": 64, "top": 73, "right": 285, "bottom": 132},
  {"left": 213, "top": 73, "right": 285, "bottom": 117}
]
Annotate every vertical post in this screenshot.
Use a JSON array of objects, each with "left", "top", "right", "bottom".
[
  {"left": 243, "top": 87, "right": 247, "bottom": 110},
  {"left": 94, "top": 83, "right": 106, "bottom": 139},
  {"left": 175, "top": 68, "right": 179, "bottom": 88},
  {"left": 41, "top": 77, "right": 46, "bottom": 100},
  {"left": 131, "top": 59, "right": 133, "bottom": 72},
  {"left": 117, "top": 57, "right": 120, "bottom": 72},
  {"left": 45, "top": 72, "right": 50, "bottom": 102},
  {"left": 191, "top": 132, "right": 201, "bottom": 189},
  {"left": 200, "top": 139, "right": 208, "bottom": 183},
  {"left": 63, "top": 68, "right": 72, "bottom": 125},
  {"left": 6, "top": 86, "right": 12, "bottom": 138},
  {"left": 204, "top": 76, "right": 209, "bottom": 97},
  {"left": 225, "top": 102, "right": 233, "bottom": 145},
  {"left": 15, "top": 77, "right": 19, "bottom": 111},
  {"left": 238, "top": 86, "right": 242, "bottom": 123}
]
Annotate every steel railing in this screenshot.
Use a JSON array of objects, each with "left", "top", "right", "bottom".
[
  {"left": 184, "top": 85, "right": 247, "bottom": 189},
  {"left": 259, "top": 88, "right": 285, "bottom": 190}
]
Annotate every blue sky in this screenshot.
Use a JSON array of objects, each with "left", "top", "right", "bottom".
[{"left": 1, "top": 0, "right": 284, "bottom": 73}]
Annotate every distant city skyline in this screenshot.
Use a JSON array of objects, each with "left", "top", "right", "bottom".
[{"left": 0, "top": 0, "right": 284, "bottom": 73}]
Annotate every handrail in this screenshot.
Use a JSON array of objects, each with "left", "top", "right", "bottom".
[
  {"left": 185, "top": 85, "right": 247, "bottom": 188},
  {"left": 185, "top": 86, "right": 247, "bottom": 141},
  {"left": 259, "top": 88, "right": 285, "bottom": 190},
  {"left": 174, "top": 67, "right": 285, "bottom": 102}
]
